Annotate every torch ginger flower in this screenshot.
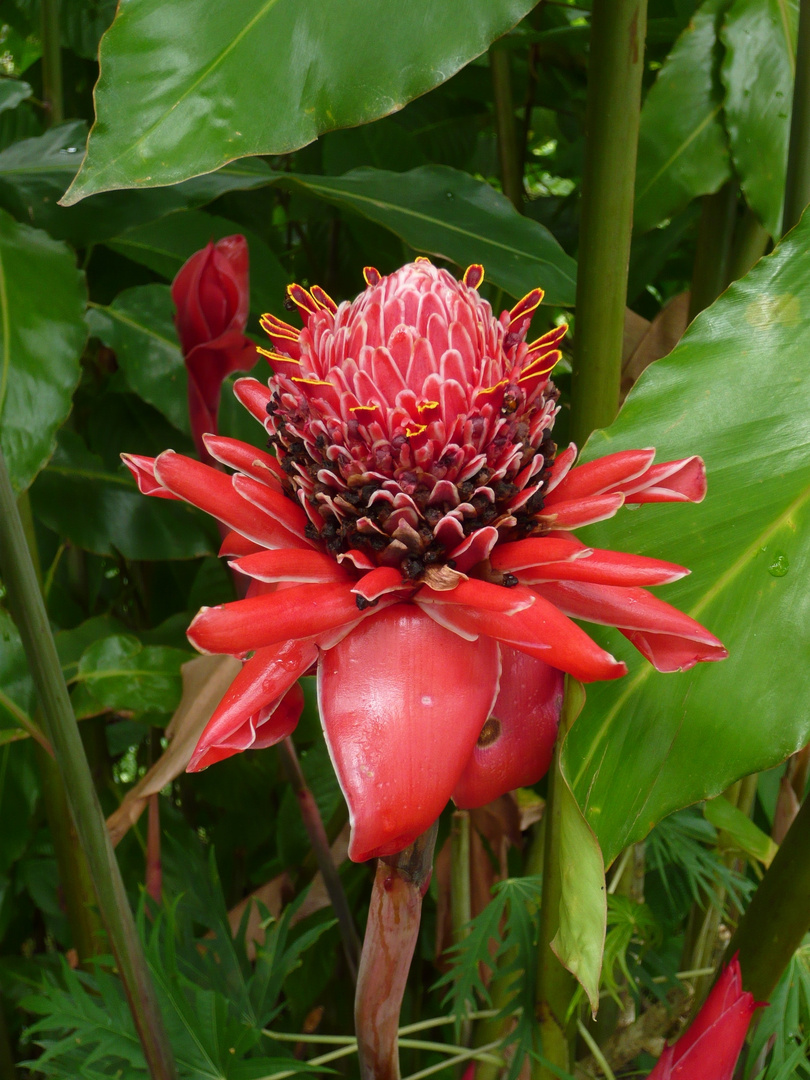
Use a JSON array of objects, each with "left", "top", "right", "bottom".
[{"left": 124, "top": 259, "right": 726, "bottom": 862}]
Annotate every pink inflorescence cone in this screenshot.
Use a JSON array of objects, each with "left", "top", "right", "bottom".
[{"left": 124, "top": 259, "right": 726, "bottom": 862}]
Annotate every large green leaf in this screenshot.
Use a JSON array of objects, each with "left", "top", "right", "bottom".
[
  {"left": 86, "top": 285, "right": 189, "bottom": 435},
  {"left": 0, "top": 123, "right": 275, "bottom": 246},
  {"left": 61, "top": 0, "right": 538, "bottom": 203},
  {"left": 271, "top": 166, "right": 577, "bottom": 305},
  {"left": 563, "top": 208, "right": 810, "bottom": 866},
  {"left": 721, "top": 0, "right": 798, "bottom": 237},
  {"left": 30, "top": 430, "right": 217, "bottom": 560},
  {"left": 0, "top": 209, "right": 87, "bottom": 494},
  {"left": 634, "top": 0, "right": 732, "bottom": 233},
  {"left": 73, "top": 634, "right": 188, "bottom": 714},
  {"left": 104, "top": 210, "right": 289, "bottom": 315}
]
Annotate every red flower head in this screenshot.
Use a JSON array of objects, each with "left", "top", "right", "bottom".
[
  {"left": 648, "top": 956, "right": 764, "bottom": 1079},
  {"left": 171, "top": 236, "right": 257, "bottom": 460},
  {"left": 125, "top": 259, "right": 727, "bottom": 863}
]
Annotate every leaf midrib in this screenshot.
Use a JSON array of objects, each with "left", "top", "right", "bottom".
[
  {"left": 291, "top": 176, "right": 578, "bottom": 285},
  {"left": 571, "top": 477, "right": 810, "bottom": 795}
]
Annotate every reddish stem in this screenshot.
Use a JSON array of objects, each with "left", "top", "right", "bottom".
[
  {"left": 146, "top": 793, "right": 162, "bottom": 904},
  {"left": 355, "top": 823, "right": 439, "bottom": 1080}
]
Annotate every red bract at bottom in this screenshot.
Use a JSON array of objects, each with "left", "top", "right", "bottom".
[{"left": 124, "top": 259, "right": 727, "bottom": 863}]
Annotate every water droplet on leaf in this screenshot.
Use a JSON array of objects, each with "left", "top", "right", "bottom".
[{"left": 767, "top": 552, "right": 789, "bottom": 577}]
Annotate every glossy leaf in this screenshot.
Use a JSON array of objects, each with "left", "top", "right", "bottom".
[
  {"left": 0, "top": 210, "right": 87, "bottom": 494},
  {"left": 105, "top": 210, "right": 289, "bottom": 315},
  {"left": 0, "top": 123, "right": 274, "bottom": 246},
  {"left": 564, "top": 208, "right": 810, "bottom": 866},
  {"left": 0, "top": 80, "right": 32, "bottom": 114},
  {"left": 634, "top": 0, "right": 732, "bottom": 233},
  {"left": 0, "top": 611, "right": 36, "bottom": 738},
  {"left": 86, "top": 285, "right": 189, "bottom": 435},
  {"left": 62, "top": 0, "right": 539, "bottom": 203},
  {"left": 270, "top": 166, "right": 577, "bottom": 305},
  {"left": 30, "top": 429, "right": 218, "bottom": 560},
  {"left": 721, "top": 0, "right": 798, "bottom": 237},
  {"left": 74, "top": 634, "right": 188, "bottom": 714}
]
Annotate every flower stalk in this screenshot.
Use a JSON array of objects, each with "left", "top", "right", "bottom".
[
  {"left": 571, "top": 0, "right": 648, "bottom": 447},
  {"left": 355, "top": 823, "right": 439, "bottom": 1080},
  {"left": 0, "top": 449, "right": 178, "bottom": 1080}
]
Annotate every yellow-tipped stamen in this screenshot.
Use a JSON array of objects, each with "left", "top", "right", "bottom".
[
  {"left": 257, "top": 346, "right": 301, "bottom": 365},
  {"left": 462, "top": 264, "right": 485, "bottom": 290},
  {"left": 475, "top": 379, "right": 508, "bottom": 399},
  {"left": 292, "top": 377, "right": 335, "bottom": 389},
  {"left": 311, "top": 284, "right": 338, "bottom": 314},
  {"left": 518, "top": 350, "right": 562, "bottom": 383},
  {"left": 287, "top": 283, "right": 319, "bottom": 316},
  {"left": 260, "top": 313, "right": 300, "bottom": 341},
  {"left": 414, "top": 255, "right": 432, "bottom": 264},
  {"left": 363, "top": 266, "right": 382, "bottom": 286},
  {"left": 404, "top": 423, "right": 427, "bottom": 438},
  {"left": 416, "top": 400, "right": 440, "bottom": 413},
  {"left": 508, "top": 288, "right": 544, "bottom": 325}
]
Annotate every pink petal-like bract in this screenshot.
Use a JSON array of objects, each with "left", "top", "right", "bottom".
[
  {"left": 126, "top": 258, "right": 726, "bottom": 860},
  {"left": 452, "top": 646, "right": 563, "bottom": 809},
  {"left": 647, "top": 956, "right": 764, "bottom": 1079},
  {"left": 317, "top": 605, "right": 500, "bottom": 861}
]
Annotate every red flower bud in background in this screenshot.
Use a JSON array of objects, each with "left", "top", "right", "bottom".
[
  {"left": 648, "top": 956, "right": 764, "bottom": 1079},
  {"left": 171, "top": 236, "right": 257, "bottom": 461}
]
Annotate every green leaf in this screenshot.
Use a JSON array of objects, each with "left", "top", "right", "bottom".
[
  {"left": 551, "top": 681, "right": 605, "bottom": 1015},
  {"left": 270, "top": 166, "right": 577, "bottom": 305},
  {"left": 104, "top": 209, "right": 289, "bottom": 315},
  {"left": 0, "top": 209, "right": 87, "bottom": 494},
  {"left": 86, "top": 285, "right": 189, "bottom": 435},
  {"left": 0, "top": 611, "right": 36, "bottom": 738},
  {"left": 721, "top": 0, "right": 798, "bottom": 237},
  {"left": 0, "top": 742, "right": 38, "bottom": 874},
  {"left": 30, "top": 429, "right": 218, "bottom": 560},
  {"left": 703, "top": 795, "right": 779, "bottom": 866},
  {"left": 0, "top": 80, "right": 32, "bottom": 114},
  {"left": 62, "top": 0, "right": 539, "bottom": 203},
  {"left": 74, "top": 634, "right": 187, "bottom": 713},
  {"left": 564, "top": 207, "right": 810, "bottom": 867},
  {"left": 634, "top": 0, "right": 732, "bottom": 233},
  {"left": 0, "top": 122, "right": 275, "bottom": 245}
]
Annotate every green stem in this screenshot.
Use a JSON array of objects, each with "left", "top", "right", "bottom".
[
  {"left": 39, "top": 0, "right": 63, "bottom": 126},
  {"left": 276, "top": 736, "right": 360, "bottom": 982},
  {"left": 688, "top": 182, "right": 738, "bottom": 321},
  {"left": 724, "top": 790, "right": 810, "bottom": 1001},
  {"left": 533, "top": 680, "right": 580, "bottom": 1080},
  {"left": 17, "top": 491, "right": 104, "bottom": 963},
  {"left": 727, "top": 203, "right": 771, "bottom": 283},
  {"left": 570, "top": 0, "right": 648, "bottom": 447},
  {"left": 490, "top": 42, "right": 524, "bottom": 211},
  {"left": 0, "top": 452, "right": 177, "bottom": 1080},
  {"left": 35, "top": 742, "right": 105, "bottom": 963},
  {"left": 783, "top": 0, "right": 810, "bottom": 234}
]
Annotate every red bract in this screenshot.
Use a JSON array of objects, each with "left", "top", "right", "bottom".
[
  {"left": 171, "top": 236, "right": 257, "bottom": 460},
  {"left": 125, "top": 259, "right": 727, "bottom": 862},
  {"left": 648, "top": 956, "right": 763, "bottom": 1079}
]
